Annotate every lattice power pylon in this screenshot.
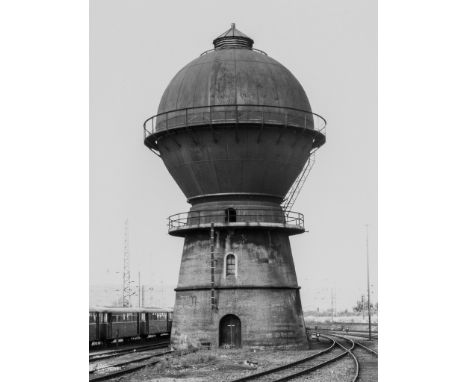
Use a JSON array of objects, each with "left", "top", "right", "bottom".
[{"left": 122, "top": 218, "right": 132, "bottom": 307}]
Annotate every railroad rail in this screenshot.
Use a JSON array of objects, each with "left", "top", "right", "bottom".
[
  {"left": 324, "top": 329, "right": 378, "bottom": 340},
  {"left": 89, "top": 347, "right": 174, "bottom": 381},
  {"left": 327, "top": 333, "right": 378, "bottom": 355},
  {"left": 327, "top": 333, "right": 378, "bottom": 382},
  {"left": 89, "top": 341, "right": 169, "bottom": 363},
  {"left": 229, "top": 334, "right": 353, "bottom": 382}
]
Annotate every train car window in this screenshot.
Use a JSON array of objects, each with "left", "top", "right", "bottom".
[
  {"left": 141, "top": 313, "right": 146, "bottom": 321},
  {"left": 168, "top": 312, "right": 173, "bottom": 320},
  {"left": 89, "top": 313, "right": 96, "bottom": 323},
  {"left": 103, "top": 314, "right": 108, "bottom": 323}
]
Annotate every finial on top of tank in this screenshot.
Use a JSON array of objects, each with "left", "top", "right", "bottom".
[{"left": 213, "top": 23, "right": 254, "bottom": 49}]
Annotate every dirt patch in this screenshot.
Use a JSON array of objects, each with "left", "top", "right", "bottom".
[
  {"left": 289, "top": 355, "right": 356, "bottom": 381},
  {"left": 124, "top": 341, "right": 334, "bottom": 382}
]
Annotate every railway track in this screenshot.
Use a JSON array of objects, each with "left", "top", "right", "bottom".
[
  {"left": 89, "top": 347, "right": 173, "bottom": 381},
  {"left": 89, "top": 341, "right": 170, "bottom": 362},
  {"left": 325, "top": 330, "right": 378, "bottom": 340},
  {"left": 313, "top": 327, "right": 377, "bottom": 339},
  {"left": 327, "top": 334, "right": 378, "bottom": 382},
  {"left": 229, "top": 335, "right": 354, "bottom": 382}
]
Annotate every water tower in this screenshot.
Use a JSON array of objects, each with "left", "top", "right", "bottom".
[{"left": 144, "top": 25, "right": 326, "bottom": 349}]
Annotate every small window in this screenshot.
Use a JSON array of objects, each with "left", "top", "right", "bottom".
[
  {"left": 89, "top": 313, "right": 96, "bottom": 323},
  {"left": 141, "top": 313, "right": 146, "bottom": 321},
  {"left": 224, "top": 208, "right": 236, "bottom": 223},
  {"left": 226, "top": 254, "right": 236, "bottom": 276},
  {"left": 103, "top": 314, "right": 108, "bottom": 323}
]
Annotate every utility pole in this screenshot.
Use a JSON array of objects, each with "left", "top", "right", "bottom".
[
  {"left": 122, "top": 219, "right": 131, "bottom": 307},
  {"left": 138, "top": 271, "right": 141, "bottom": 308},
  {"left": 366, "top": 224, "right": 372, "bottom": 340},
  {"left": 362, "top": 295, "right": 365, "bottom": 320},
  {"left": 331, "top": 289, "right": 334, "bottom": 323},
  {"left": 333, "top": 288, "right": 337, "bottom": 319}
]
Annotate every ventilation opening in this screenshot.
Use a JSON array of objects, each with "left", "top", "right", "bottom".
[{"left": 225, "top": 208, "right": 236, "bottom": 223}]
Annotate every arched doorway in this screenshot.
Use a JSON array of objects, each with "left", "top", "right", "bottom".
[{"left": 219, "top": 314, "right": 241, "bottom": 348}]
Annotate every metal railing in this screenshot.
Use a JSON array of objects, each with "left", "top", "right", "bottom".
[
  {"left": 167, "top": 208, "right": 304, "bottom": 231},
  {"left": 200, "top": 48, "right": 268, "bottom": 56},
  {"left": 143, "top": 104, "right": 327, "bottom": 139}
]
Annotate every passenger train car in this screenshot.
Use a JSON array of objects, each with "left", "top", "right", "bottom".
[{"left": 89, "top": 307, "right": 173, "bottom": 345}]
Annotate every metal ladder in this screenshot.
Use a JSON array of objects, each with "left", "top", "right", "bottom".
[{"left": 282, "top": 148, "right": 318, "bottom": 212}]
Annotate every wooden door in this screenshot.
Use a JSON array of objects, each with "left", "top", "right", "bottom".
[{"left": 219, "top": 314, "right": 241, "bottom": 348}]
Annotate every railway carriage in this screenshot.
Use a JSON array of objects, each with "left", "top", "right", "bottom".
[{"left": 89, "top": 307, "right": 173, "bottom": 345}]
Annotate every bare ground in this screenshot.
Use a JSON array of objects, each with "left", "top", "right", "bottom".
[{"left": 116, "top": 339, "right": 376, "bottom": 382}]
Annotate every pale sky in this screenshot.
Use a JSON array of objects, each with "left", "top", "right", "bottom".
[{"left": 90, "top": 0, "right": 377, "bottom": 311}]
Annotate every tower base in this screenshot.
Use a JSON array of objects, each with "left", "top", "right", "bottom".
[{"left": 170, "top": 288, "right": 308, "bottom": 349}]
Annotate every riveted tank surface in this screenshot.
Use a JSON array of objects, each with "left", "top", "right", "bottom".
[
  {"left": 157, "top": 49, "right": 311, "bottom": 114},
  {"left": 144, "top": 25, "right": 325, "bottom": 203}
]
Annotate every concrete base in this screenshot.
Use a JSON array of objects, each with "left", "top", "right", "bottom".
[{"left": 171, "top": 288, "right": 308, "bottom": 349}]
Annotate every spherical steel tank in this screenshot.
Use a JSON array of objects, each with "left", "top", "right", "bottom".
[{"left": 144, "top": 25, "right": 325, "bottom": 204}]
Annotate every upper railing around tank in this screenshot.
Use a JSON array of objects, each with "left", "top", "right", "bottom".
[
  {"left": 143, "top": 104, "right": 327, "bottom": 140},
  {"left": 200, "top": 48, "right": 268, "bottom": 56},
  {"left": 167, "top": 208, "right": 305, "bottom": 236}
]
